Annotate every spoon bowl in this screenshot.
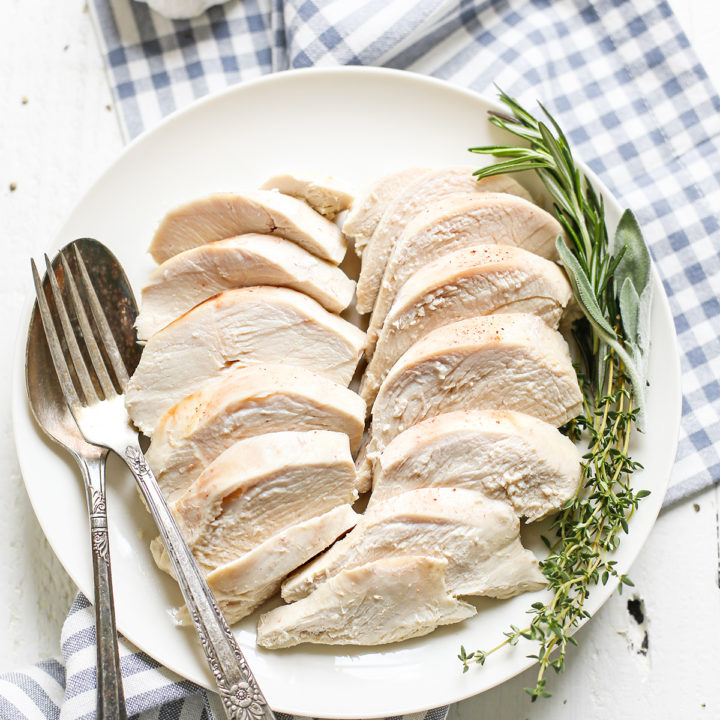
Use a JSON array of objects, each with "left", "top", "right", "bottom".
[{"left": 26, "top": 238, "right": 142, "bottom": 449}]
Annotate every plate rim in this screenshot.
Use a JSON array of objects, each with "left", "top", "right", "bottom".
[{"left": 11, "top": 65, "right": 682, "bottom": 717}]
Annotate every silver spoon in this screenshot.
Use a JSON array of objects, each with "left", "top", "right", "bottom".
[{"left": 26, "top": 238, "right": 139, "bottom": 720}]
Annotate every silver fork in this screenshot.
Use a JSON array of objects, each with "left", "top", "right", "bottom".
[{"left": 32, "top": 248, "right": 276, "bottom": 720}]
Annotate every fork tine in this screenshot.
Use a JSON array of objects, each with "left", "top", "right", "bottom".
[
  {"left": 72, "top": 245, "right": 130, "bottom": 389},
  {"left": 31, "top": 259, "right": 82, "bottom": 411},
  {"left": 43, "top": 254, "right": 99, "bottom": 405},
  {"left": 59, "top": 251, "right": 117, "bottom": 400}
]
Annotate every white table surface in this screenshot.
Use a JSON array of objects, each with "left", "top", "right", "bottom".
[{"left": 1, "top": 1, "right": 719, "bottom": 718}]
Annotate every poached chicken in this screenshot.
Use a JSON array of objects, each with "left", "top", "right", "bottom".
[
  {"left": 355, "top": 169, "right": 531, "bottom": 314},
  {"left": 360, "top": 244, "right": 572, "bottom": 406},
  {"left": 136, "top": 234, "right": 355, "bottom": 339},
  {"left": 149, "top": 190, "right": 346, "bottom": 264},
  {"left": 145, "top": 364, "right": 366, "bottom": 502},
  {"left": 364, "top": 191, "right": 564, "bottom": 356},
  {"left": 362, "top": 313, "right": 582, "bottom": 478},
  {"left": 126, "top": 286, "right": 365, "bottom": 434},
  {"left": 282, "top": 487, "right": 545, "bottom": 603},
  {"left": 260, "top": 172, "right": 354, "bottom": 220},
  {"left": 369, "top": 410, "right": 582, "bottom": 522},
  {"left": 258, "top": 555, "right": 475, "bottom": 648}
]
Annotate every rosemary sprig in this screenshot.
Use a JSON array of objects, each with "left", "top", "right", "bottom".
[{"left": 458, "top": 91, "right": 653, "bottom": 700}]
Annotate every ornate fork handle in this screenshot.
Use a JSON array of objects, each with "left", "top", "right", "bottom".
[
  {"left": 81, "top": 457, "right": 128, "bottom": 720},
  {"left": 119, "top": 440, "right": 275, "bottom": 720}
]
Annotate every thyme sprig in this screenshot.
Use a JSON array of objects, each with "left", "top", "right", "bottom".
[{"left": 458, "top": 92, "right": 653, "bottom": 699}]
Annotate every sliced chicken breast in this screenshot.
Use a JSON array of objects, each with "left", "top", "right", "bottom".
[
  {"left": 342, "top": 167, "right": 429, "bottom": 257},
  {"left": 146, "top": 364, "right": 366, "bottom": 502},
  {"left": 148, "top": 190, "right": 346, "bottom": 264},
  {"left": 160, "top": 504, "right": 359, "bottom": 624},
  {"left": 260, "top": 173, "right": 353, "bottom": 220},
  {"left": 282, "top": 487, "right": 545, "bottom": 603},
  {"left": 136, "top": 235, "right": 356, "bottom": 339},
  {"left": 365, "top": 314, "right": 583, "bottom": 468},
  {"left": 165, "top": 430, "right": 357, "bottom": 574},
  {"left": 355, "top": 168, "right": 532, "bottom": 313},
  {"left": 126, "top": 287, "right": 366, "bottom": 434},
  {"left": 365, "top": 192, "right": 564, "bottom": 355},
  {"left": 369, "top": 410, "right": 582, "bottom": 522},
  {"left": 360, "top": 245, "right": 572, "bottom": 406},
  {"left": 258, "top": 555, "right": 475, "bottom": 648}
]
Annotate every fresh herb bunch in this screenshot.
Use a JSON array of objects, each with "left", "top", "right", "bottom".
[{"left": 458, "top": 91, "right": 653, "bottom": 700}]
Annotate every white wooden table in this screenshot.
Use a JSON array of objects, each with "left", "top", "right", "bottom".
[{"left": 1, "top": 2, "right": 718, "bottom": 717}]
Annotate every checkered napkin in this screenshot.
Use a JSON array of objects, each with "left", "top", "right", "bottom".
[
  {"left": 5, "top": 0, "right": 720, "bottom": 718},
  {"left": 0, "top": 595, "right": 449, "bottom": 720}
]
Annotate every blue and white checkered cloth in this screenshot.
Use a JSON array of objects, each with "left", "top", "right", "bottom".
[{"left": 5, "top": 0, "right": 720, "bottom": 717}]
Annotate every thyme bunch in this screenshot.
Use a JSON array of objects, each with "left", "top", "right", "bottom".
[{"left": 458, "top": 92, "right": 653, "bottom": 699}]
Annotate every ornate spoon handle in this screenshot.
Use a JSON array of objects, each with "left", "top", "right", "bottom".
[
  {"left": 119, "top": 439, "right": 275, "bottom": 720},
  {"left": 80, "top": 456, "right": 128, "bottom": 720}
]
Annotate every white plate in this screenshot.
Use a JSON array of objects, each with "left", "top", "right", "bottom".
[{"left": 12, "top": 67, "right": 681, "bottom": 718}]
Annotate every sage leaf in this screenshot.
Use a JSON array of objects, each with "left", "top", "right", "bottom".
[
  {"left": 614, "top": 209, "right": 651, "bottom": 298},
  {"left": 614, "top": 211, "right": 653, "bottom": 394},
  {"left": 619, "top": 276, "right": 640, "bottom": 344},
  {"left": 555, "top": 237, "right": 617, "bottom": 341},
  {"left": 635, "top": 280, "right": 654, "bottom": 381},
  {"left": 612, "top": 210, "right": 653, "bottom": 417}
]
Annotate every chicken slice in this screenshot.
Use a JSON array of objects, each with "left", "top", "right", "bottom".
[
  {"left": 355, "top": 168, "right": 532, "bottom": 314},
  {"left": 146, "top": 364, "right": 366, "bottom": 502},
  {"left": 282, "top": 487, "right": 545, "bottom": 603},
  {"left": 205, "top": 504, "right": 358, "bottom": 624},
  {"left": 162, "top": 430, "right": 357, "bottom": 575},
  {"left": 365, "top": 192, "right": 564, "bottom": 356},
  {"left": 365, "top": 314, "right": 583, "bottom": 469},
  {"left": 260, "top": 173, "right": 353, "bottom": 220},
  {"left": 360, "top": 245, "right": 572, "bottom": 406},
  {"left": 157, "top": 504, "right": 359, "bottom": 624},
  {"left": 126, "top": 286, "right": 366, "bottom": 435},
  {"left": 148, "top": 190, "right": 346, "bottom": 264},
  {"left": 136, "top": 235, "right": 356, "bottom": 339},
  {"left": 258, "top": 555, "right": 476, "bottom": 648},
  {"left": 342, "top": 167, "right": 429, "bottom": 257},
  {"left": 369, "top": 410, "right": 582, "bottom": 522}
]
